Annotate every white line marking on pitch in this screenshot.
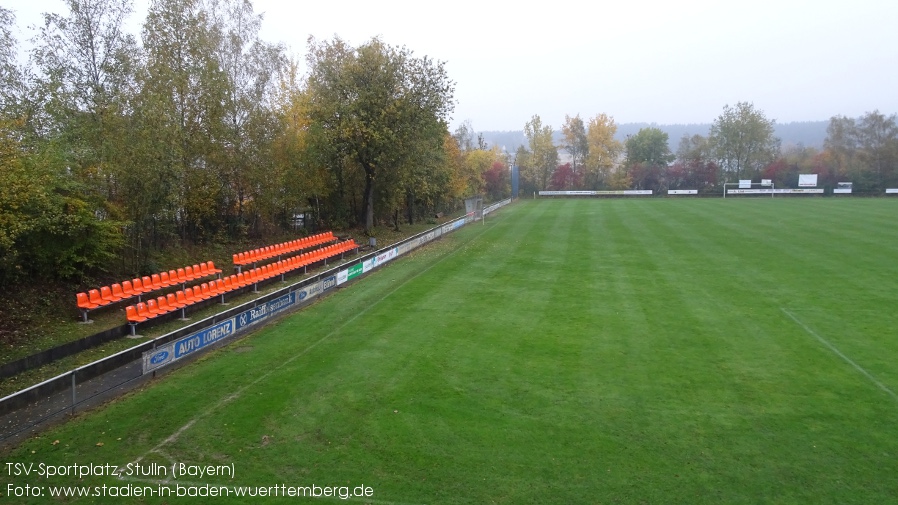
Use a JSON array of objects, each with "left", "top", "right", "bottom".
[
  {"left": 128, "top": 224, "right": 495, "bottom": 468},
  {"left": 781, "top": 308, "right": 898, "bottom": 402}
]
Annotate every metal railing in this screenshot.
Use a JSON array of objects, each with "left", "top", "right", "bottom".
[{"left": 0, "top": 199, "right": 512, "bottom": 444}]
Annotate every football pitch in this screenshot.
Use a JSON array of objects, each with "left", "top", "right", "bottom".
[{"left": 3, "top": 198, "right": 898, "bottom": 503}]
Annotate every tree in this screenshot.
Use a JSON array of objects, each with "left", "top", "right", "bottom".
[
  {"left": 514, "top": 144, "right": 533, "bottom": 195},
  {"left": 670, "top": 134, "right": 718, "bottom": 190},
  {"left": 0, "top": 7, "right": 21, "bottom": 115},
  {"left": 32, "top": 0, "right": 136, "bottom": 113},
  {"left": 561, "top": 114, "right": 588, "bottom": 173},
  {"left": 709, "top": 102, "right": 780, "bottom": 181},
  {"left": 625, "top": 127, "right": 672, "bottom": 192},
  {"left": 443, "top": 133, "right": 469, "bottom": 205},
  {"left": 550, "top": 163, "right": 580, "bottom": 190},
  {"left": 583, "top": 113, "right": 622, "bottom": 189},
  {"left": 675, "top": 134, "right": 712, "bottom": 165},
  {"left": 484, "top": 160, "right": 510, "bottom": 201},
  {"left": 823, "top": 112, "right": 898, "bottom": 190},
  {"left": 206, "top": 0, "right": 286, "bottom": 235},
  {"left": 453, "top": 119, "right": 476, "bottom": 152},
  {"left": 625, "top": 127, "right": 673, "bottom": 167},
  {"left": 0, "top": 117, "right": 123, "bottom": 281},
  {"left": 856, "top": 110, "right": 898, "bottom": 189},
  {"left": 0, "top": 8, "right": 37, "bottom": 141},
  {"left": 304, "top": 36, "right": 454, "bottom": 233},
  {"left": 138, "top": 0, "right": 230, "bottom": 243},
  {"left": 271, "top": 61, "right": 331, "bottom": 230},
  {"left": 31, "top": 0, "right": 137, "bottom": 183},
  {"left": 824, "top": 115, "right": 860, "bottom": 183},
  {"left": 523, "top": 114, "right": 557, "bottom": 191}
]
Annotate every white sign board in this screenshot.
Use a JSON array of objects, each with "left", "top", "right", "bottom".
[
  {"left": 886, "top": 189, "right": 898, "bottom": 194},
  {"left": 538, "top": 190, "right": 597, "bottom": 196},
  {"left": 668, "top": 190, "right": 698, "bottom": 195},
  {"left": 761, "top": 179, "right": 772, "bottom": 186},
  {"left": 727, "top": 188, "right": 824, "bottom": 195},
  {"left": 833, "top": 189, "right": 852, "bottom": 194},
  {"left": 798, "top": 174, "right": 818, "bottom": 187},
  {"left": 739, "top": 180, "right": 752, "bottom": 189}
]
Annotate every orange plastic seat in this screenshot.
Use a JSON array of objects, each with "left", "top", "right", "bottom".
[
  {"left": 167, "top": 293, "right": 185, "bottom": 309},
  {"left": 77, "top": 292, "right": 99, "bottom": 310},
  {"left": 156, "top": 296, "right": 173, "bottom": 314},
  {"left": 121, "top": 280, "right": 138, "bottom": 297},
  {"left": 206, "top": 261, "right": 222, "bottom": 274},
  {"left": 126, "top": 305, "right": 146, "bottom": 323},
  {"left": 98, "top": 286, "right": 118, "bottom": 305},
  {"left": 111, "top": 283, "right": 126, "bottom": 300},
  {"left": 145, "top": 299, "right": 163, "bottom": 317},
  {"left": 176, "top": 290, "right": 191, "bottom": 307},
  {"left": 88, "top": 289, "right": 106, "bottom": 307},
  {"left": 136, "top": 302, "right": 152, "bottom": 320},
  {"left": 183, "top": 287, "right": 200, "bottom": 303},
  {"left": 141, "top": 276, "right": 154, "bottom": 291}
]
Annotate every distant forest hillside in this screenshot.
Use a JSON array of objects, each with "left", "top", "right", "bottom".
[{"left": 481, "top": 120, "right": 830, "bottom": 154}]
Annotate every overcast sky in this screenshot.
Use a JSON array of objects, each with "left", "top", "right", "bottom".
[{"left": 8, "top": 0, "right": 898, "bottom": 131}]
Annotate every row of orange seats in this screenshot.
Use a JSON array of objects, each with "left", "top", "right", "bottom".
[
  {"left": 77, "top": 262, "right": 223, "bottom": 319},
  {"left": 237, "top": 239, "right": 359, "bottom": 284},
  {"left": 126, "top": 240, "right": 358, "bottom": 327},
  {"left": 126, "top": 276, "right": 244, "bottom": 324},
  {"left": 232, "top": 232, "right": 336, "bottom": 266}
]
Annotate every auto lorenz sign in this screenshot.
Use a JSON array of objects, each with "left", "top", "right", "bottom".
[{"left": 143, "top": 292, "right": 296, "bottom": 373}]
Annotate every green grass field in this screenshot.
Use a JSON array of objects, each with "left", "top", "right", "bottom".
[{"left": 3, "top": 198, "right": 898, "bottom": 504}]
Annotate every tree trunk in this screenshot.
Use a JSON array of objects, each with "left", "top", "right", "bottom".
[{"left": 363, "top": 166, "right": 375, "bottom": 234}]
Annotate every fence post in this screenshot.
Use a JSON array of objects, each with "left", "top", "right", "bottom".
[{"left": 70, "top": 370, "right": 76, "bottom": 415}]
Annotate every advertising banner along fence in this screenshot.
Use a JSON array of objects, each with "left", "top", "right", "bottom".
[{"left": 538, "top": 190, "right": 652, "bottom": 196}]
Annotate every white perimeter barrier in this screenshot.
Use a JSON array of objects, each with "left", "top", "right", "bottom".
[
  {"left": 539, "top": 190, "right": 652, "bottom": 196},
  {"left": 727, "top": 188, "right": 824, "bottom": 195}
]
